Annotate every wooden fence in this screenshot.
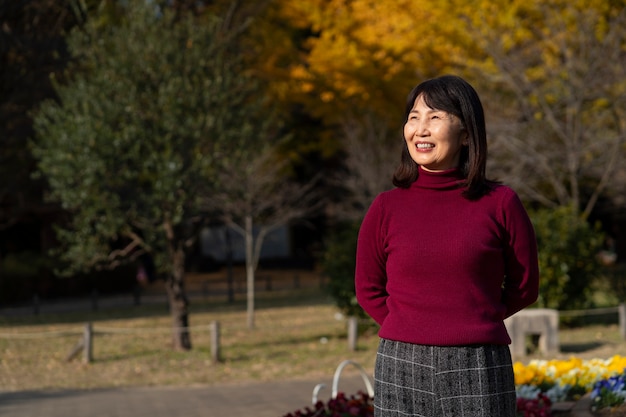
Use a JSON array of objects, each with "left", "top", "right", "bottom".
[{"left": 2, "top": 303, "right": 624, "bottom": 365}]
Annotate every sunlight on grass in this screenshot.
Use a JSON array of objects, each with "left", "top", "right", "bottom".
[{"left": 0, "top": 288, "right": 379, "bottom": 392}]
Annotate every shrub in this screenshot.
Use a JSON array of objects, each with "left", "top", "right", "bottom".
[
  {"left": 529, "top": 205, "right": 605, "bottom": 311},
  {"left": 320, "top": 221, "right": 367, "bottom": 319}
]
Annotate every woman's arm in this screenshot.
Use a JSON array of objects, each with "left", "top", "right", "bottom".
[
  {"left": 501, "top": 190, "right": 540, "bottom": 318},
  {"left": 355, "top": 196, "right": 389, "bottom": 325}
]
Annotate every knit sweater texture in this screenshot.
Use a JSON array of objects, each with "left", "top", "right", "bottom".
[{"left": 355, "top": 167, "right": 539, "bottom": 346}]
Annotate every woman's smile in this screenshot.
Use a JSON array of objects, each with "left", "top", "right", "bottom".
[{"left": 415, "top": 142, "right": 435, "bottom": 150}]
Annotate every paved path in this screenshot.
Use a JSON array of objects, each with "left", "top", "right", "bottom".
[{"left": 0, "top": 375, "right": 370, "bottom": 417}]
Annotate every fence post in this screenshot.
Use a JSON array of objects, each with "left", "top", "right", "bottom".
[
  {"left": 83, "top": 322, "right": 93, "bottom": 363},
  {"left": 617, "top": 303, "right": 626, "bottom": 339},
  {"left": 347, "top": 317, "right": 358, "bottom": 351},
  {"left": 67, "top": 322, "right": 93, "bottom": 363},
  {"left": 210, "top": 320, "right": 221, "bottom": 363}
]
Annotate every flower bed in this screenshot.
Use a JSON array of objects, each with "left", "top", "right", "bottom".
[
  {"left": 591, "top": 372, "right": 626, "bottom": 414},
  {"left": 284, "top": 390, "right": 553, "bottom": 417},
  {"left": 283, "top": 391, "right": 373, "bottom": 417},
  {"left": 284, "top": 355, "right": 626, "bottom": 417},
  {"left": 514, "top": 355, "right": 626, "bottom": 415}
]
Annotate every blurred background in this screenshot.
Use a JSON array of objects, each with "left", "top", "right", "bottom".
[{"left": 0, "top": 0, "right": 625, "bottom": 339}]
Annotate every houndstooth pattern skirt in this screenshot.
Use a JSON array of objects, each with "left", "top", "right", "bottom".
[{"left": 374, "top": 338, "right": 517, "bottom": 417}]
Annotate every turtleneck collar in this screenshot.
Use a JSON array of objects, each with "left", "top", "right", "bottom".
[{"left": 411, "top": 166, "right": 466, "bottom": 190}]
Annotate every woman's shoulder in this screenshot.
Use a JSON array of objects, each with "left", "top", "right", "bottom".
[
  {"left": 367, "top": 187, "right": 406, "bottom": 210},
  {"left": 483, "top": 182, "right": 529, "bottom": 216},
  {"left": 373, "top": 186, "right": 404, "bottom": 198},
  {"left": 485, "top": 181, "right": 520, "bottom": 199}
]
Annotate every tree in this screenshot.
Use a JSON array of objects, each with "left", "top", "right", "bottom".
[
  {"left": 459, "top": 0, "right": 626, "bottom": 219},
  {"left": 266, "top": 0, "right": 458, "bottom": 125},
  {"left": 206, "top": 141, "right": 323, "bottom": 329},
  {"left": 32, "top": 0, "right": 261, "bottom": 349},
  {"left": 333, "top": 112, "right": 399, "bottom": 220}
]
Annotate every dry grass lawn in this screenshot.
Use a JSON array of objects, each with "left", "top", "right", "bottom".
[{"left": 1, "top": 269, "right": 625, "bottom": 392}]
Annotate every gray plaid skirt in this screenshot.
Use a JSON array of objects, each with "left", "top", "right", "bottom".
[{"left": 374, "top": 338, "right": 516, "bottom": 417}]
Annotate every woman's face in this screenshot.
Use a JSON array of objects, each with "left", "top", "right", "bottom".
[{"left": 403, "top": 94, "right": 468, "bottom": 172}]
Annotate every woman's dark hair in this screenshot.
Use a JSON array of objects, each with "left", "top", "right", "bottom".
[{"left": 392, "top": 75, "right": 490, "bottom": 199}]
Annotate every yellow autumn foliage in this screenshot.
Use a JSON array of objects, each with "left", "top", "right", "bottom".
[
  {"left": 252, "top": 0, "right": 622, "bottom": 124},
  {"left": 237, "top": 0, "right": 625, "bottom": 169}
]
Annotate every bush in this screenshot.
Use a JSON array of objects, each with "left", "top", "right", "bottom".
[
  {"left": 605, "top": 263, "right": 626, "bottom": 305},
  {"left": 529, "top": 205, "right": 605, "bottom": 311},
  {"left": 320, "top": 221, "right": 368, "bottom": 319}
]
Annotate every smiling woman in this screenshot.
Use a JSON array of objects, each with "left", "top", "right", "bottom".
[{"left": 355, "top": 75, "right": 540, "bottom": 417}]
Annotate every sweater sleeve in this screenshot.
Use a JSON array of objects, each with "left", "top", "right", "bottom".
[
  {"left": 500, "top": 189, "right": 540, "bottom": 318},
  {"left": 355, "top": 195, "right": 389, "bottom": 325}
]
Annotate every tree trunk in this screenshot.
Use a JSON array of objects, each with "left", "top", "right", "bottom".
[
  {"left": 165, "top": 248, "right": 192, "bottom": 350},
  {"left": 245, "top": 215, "right": 255, "bottom": 330},
  {"left": 225, "top": 228, "right": 234, "bottom": 303}
]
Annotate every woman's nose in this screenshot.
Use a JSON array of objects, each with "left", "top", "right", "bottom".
[{"left": 415, "top": 119, "right": 429, "bottom": 136}]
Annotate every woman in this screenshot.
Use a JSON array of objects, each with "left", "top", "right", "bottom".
[{"left": 355, "top": 75, "right": 539, "bottom": 417}]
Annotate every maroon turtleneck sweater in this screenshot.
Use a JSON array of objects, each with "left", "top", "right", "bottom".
[{"left": 355, "top": 167, "right": 539, "bottom": 346}]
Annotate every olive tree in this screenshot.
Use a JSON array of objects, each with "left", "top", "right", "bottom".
[{"left": 32, "top": 0, "right": 262, "bottom": 350}]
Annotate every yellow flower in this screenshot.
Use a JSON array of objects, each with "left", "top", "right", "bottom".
[
  {"left": 514, "top": 361, "right": 537, "bottom": 385},
  {"left": 514, "top": 355, "right": 626, "bottom": 394}
]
